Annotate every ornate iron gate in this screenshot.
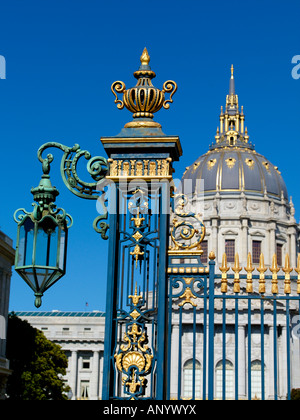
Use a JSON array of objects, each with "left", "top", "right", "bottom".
[
  {"left": 102, "top": 178, "right": 300, "bottom": 400},
  {"left": 166, "top": 241, "right": 300, "bottom": 400},
  {"left": 99, "top": 48, "right": 300, "bottom": 401}
]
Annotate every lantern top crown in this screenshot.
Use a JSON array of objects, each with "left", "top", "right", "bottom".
[{"left": 111, "top": 48, "right": 177, "bottom": 129}]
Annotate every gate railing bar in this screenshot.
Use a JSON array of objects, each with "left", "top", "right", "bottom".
[
  {"left": 261, "top": 299, "right": 265, "bottom": 400},
  {"left": 192, "top": 306, "right": 197, "bottom": 400},
  {"left": 178, "top": 305, "right": 183, "bottom": 399},
  {"left": 222, "top": 298, "right": 226, "bottom": 400},
  {"left": 166, "top": 276, "right": 172, "bottom": 401},
  {"left": 235, "top": 297, "right": 239, "bottom": 400},
  {"left": 248, "top": 299, "right": 252, "bottom": 400},
  {"left": 286, "top": 299, "right": 291, "bottom": 400},
  {"left": 273, "top": 299, "right": 278, "bottom": 400},
  {"left": 203, "top": 277, "right": 208, "bottom": 400},
  {"left": 208, "top": 257, "right": 216, "bottom": 400}
]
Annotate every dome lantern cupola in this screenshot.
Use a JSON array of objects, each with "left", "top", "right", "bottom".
[{"left": 212, "top": 65, "right": 253, "bottom": 150}]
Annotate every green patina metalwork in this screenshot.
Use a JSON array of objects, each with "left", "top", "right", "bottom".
[
  {"left": 14, "top": 141, "right": 109, "bottom": 307},
  {"left": 14, "top": 165, "right": 73, "bottom": 308},
  {"left": 37, "top": 141, "right": 109, "bottom": 237}
]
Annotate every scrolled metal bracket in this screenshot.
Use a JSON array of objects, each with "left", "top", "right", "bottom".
[
  {"left": 169, "top": 193, "right": 205, "bottom": 252},
  {"left": 162, "top": 80, "right": 178, "bottom": 109},
  {"left": 37, "top": 142, "right": 109, "bottom": 239}
]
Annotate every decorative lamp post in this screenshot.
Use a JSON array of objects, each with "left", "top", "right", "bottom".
[
  {"left": 12, "top": 48, "right": 181, "bottom": 400},
  {"left": 14, "top": 156, "right": 73, "bottom": 308}
]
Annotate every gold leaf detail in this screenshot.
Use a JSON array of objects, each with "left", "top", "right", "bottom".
[
  {"left": 132, "top": 231, "right": 143, "bottom": 242},
  {"left": 207, "top": 158, "right": 217, "bottom": 170},
  {"left": 225, "top": 157, "right": 236, "bottom": 169},
  {"left": 122, "top": 351, "right": 145, "bottom": 372},
  {"left": 245, "top": 158, "right": 254, "bottom": 169}
]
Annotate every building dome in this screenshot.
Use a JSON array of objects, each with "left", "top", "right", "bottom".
[
  {"left": 180, "top": 65, "right": 298, "bottom": 269},
  {"left": 182, "top": 65, "right": 288, "bottom": 201},
  {"left": 183, "top": 145, "right": 288, "bottom": 200}
]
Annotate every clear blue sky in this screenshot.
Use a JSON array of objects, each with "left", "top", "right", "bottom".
[{"left": 1, "top": 0, "right": 299, "bottom": 312}]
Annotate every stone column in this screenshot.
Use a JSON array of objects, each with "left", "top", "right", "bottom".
[
  {"left": 91, "top": 351, "right": 100, "bottom": 400},
  {"left": 288, "top": 228, "right": 297, "bottom": 267},
  {"left": 211, "top": 219, "right": 218, "bottom": 258},
  {"left": 99, "top": 351, "right": 104, "bottom": 399},
  {"left": 70, "top": 350, "right": 78, "bottom": 399},
  {"left": 269, "top": 223, "right": 276, "bottom": 265},
  {"left": 241, "top": 219, "right": 248, "bottom": 266}
]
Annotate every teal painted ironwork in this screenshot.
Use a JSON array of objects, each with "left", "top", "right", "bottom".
[
  {"left": 14, "top": 141, "right": 109, "bottom": 307},
  {"left": 166, "top": 253, "right": 300, "bottom": 400},
  {"left": 37, "top": 142, "right": 109, "bottom": 238},
  {"left": 14, "top": 161, "right": 73, "bottom": 308}
]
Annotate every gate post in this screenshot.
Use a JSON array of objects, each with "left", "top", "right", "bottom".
[{"left": 100, "top": 49, "right": 182, "bottom": 400}]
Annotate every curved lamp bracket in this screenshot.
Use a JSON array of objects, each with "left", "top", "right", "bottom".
[{"left": 37, "top": 142, "right": 109, "bottom": 238}]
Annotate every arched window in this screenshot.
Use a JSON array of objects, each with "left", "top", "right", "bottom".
[
  {"left": 183, "top": 359, "right": 201, "bottom": 399},
  {"left": 251, "top": 360, "right": 264, "bottom": 400},
  {"left": 215, "top": 360, "right": 234, "bottom": 400}
]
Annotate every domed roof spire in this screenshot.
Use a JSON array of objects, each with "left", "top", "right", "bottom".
[
  {"left": 211, "top": 66, "right": 254, "bottom": 150},
  {"left": 229, "top": 64, "right": 235, "bottom": 95}
]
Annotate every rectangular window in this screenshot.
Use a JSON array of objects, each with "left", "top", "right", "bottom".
[
  {"left": 252, "top": 241, "right": 261, "bottom": 264},
  {"left": 82, "top": 357, "right": 90, "bottom": 369},
  {"left": 80, "top": 381, "right": 90, "bottom": 400},
  {"left": 276, "top": 244, "right": 283, "bottom": 266},
  {"left": 225, "top": 239, "right": 235, "bottom": 263}
]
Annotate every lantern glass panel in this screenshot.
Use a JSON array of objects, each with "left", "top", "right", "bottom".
[
  {"left": 35, "top": 217, "right": 59, "bottom": 267},
  {"left": 20, "top": 268, "right": 36, "bottom": 290},
  {"left": 35, "top": 268, "right": 55, "bottom": 289},
  {"left": 17, "top": 217, "right": 35, "bottom": 267},
  {"left": 58, "top": 228, "right": 67, "bottom": 271}
]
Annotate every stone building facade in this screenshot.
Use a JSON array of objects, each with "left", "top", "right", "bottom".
[
  {"left": 0, "top": 231, "right": 15, "bottom": 399},
  {"left": 15, "top": 311, "right": 105, "bottom": 400}
]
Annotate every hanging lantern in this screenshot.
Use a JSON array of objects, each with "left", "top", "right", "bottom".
[{"left": 14, "top": 165, "right": 72, "bottom": 308}]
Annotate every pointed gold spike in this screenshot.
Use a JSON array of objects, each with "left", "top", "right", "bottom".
[
  {"left": 232, "top": 253, "right": 242, "bottom": 293},
  {"left": 283, "top": 254, "right": 292, "bottom": 294},
  {"left": 140, "top": 47, "right": 150, "bottom": 66},
  {"left": 257, "top": 253, "right": 267, "bottom": 294},
  {"left": 270, "top": 254, "right": 279, "bottom": 294},
  {"left": 231, "top": 64, "right": 234, "bottom": 78},
  {"left": 245, "top": 252, "right": 254, "bottom": 294},
  {"left": 220, "top": 253, "right": 229, "bottom": 293}
]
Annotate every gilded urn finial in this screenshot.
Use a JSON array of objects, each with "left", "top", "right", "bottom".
[{"left": 111, "top": 48, "right": 177, "bottom": 129}]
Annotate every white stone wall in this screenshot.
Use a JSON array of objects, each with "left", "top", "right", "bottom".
[
  {"left": 198, "top": 192, "right": 299, "bottom": 268},
  {"left": 17, "top": 312, "right": 105, "bottom": 400}
]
